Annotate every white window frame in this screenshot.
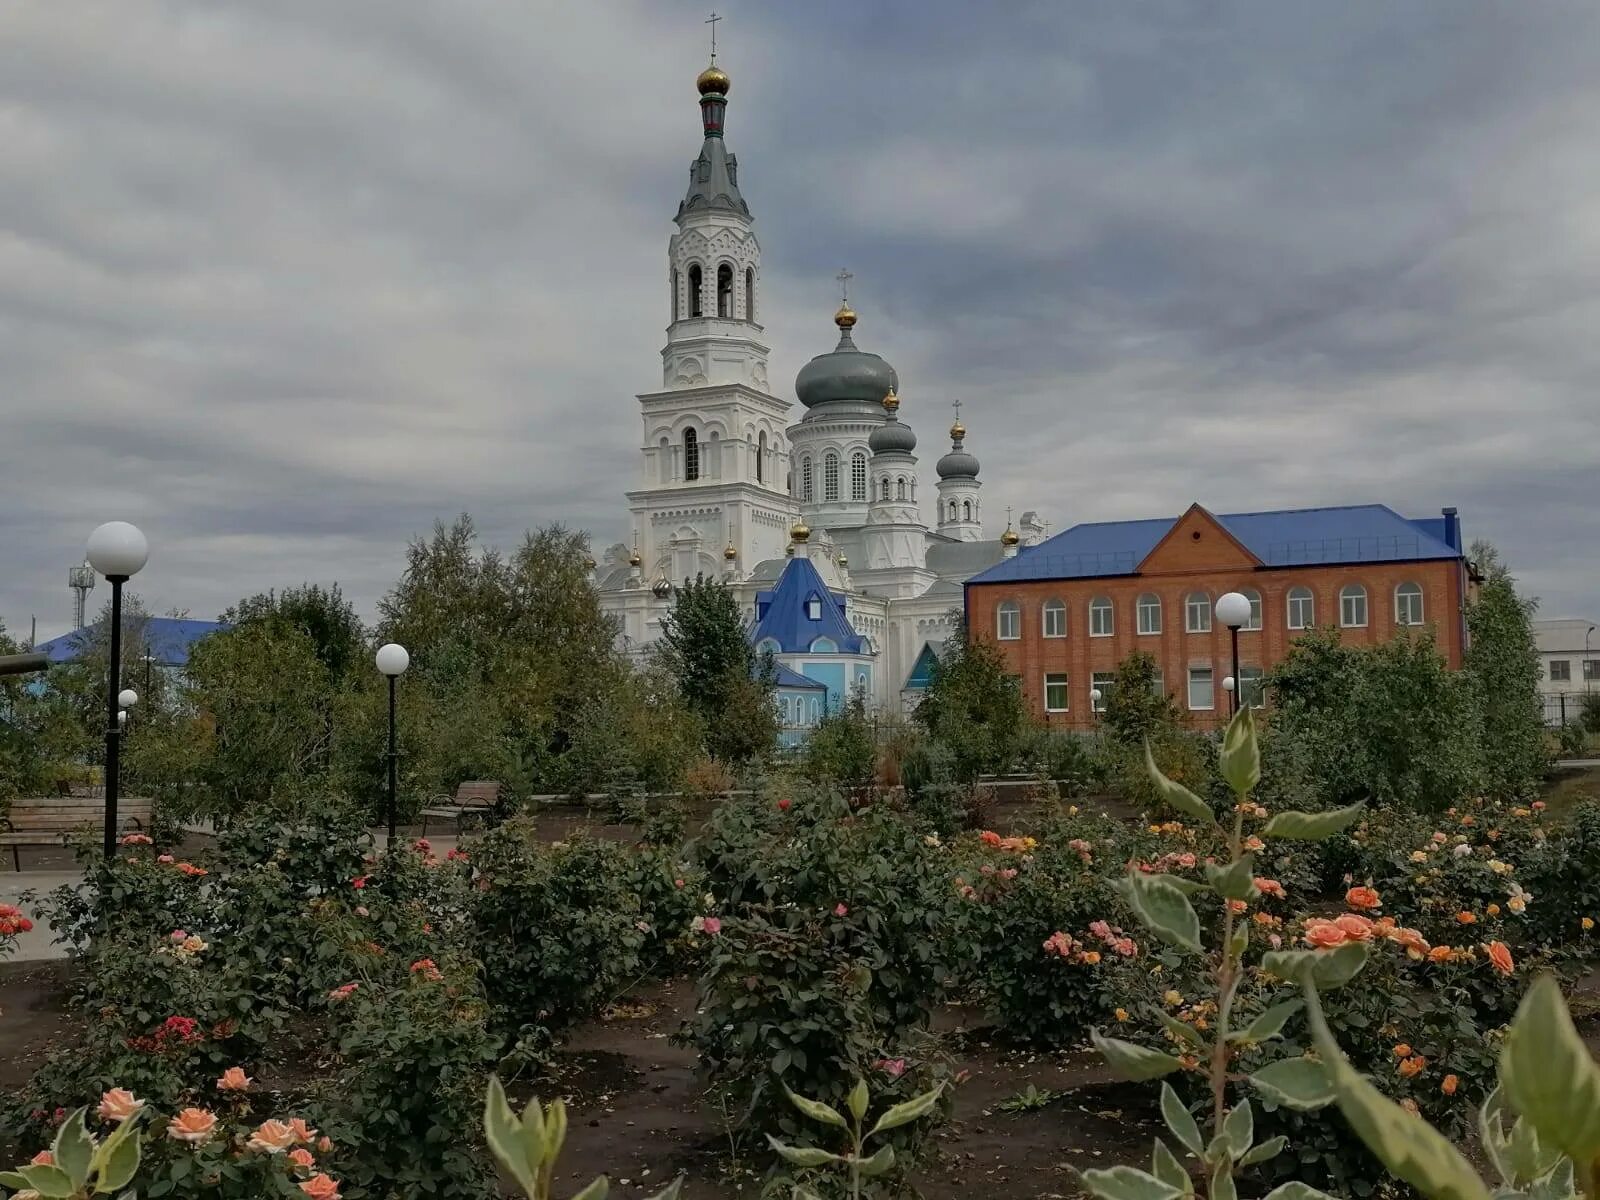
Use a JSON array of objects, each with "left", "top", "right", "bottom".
[
  {"left": 1187, "top": 666, "right": 1215, "bottom": 711},
  {"left": 1042, "top": 599, "right": 1067, "bottom": 639},
  {"left": 1150, "top": 668, "right": 1165, "bottom": 697},
  {"left": 1395, "top": 582, "right": 1424, "bottom": 626},
  {"left": 1339, "top": 584, "right": 1368, "bottom": 629},
  {"left": 1549, "top": 659, "right": 1571, "bottom": 682},
  {"left": 1238, "top": 666, "right": 1265, "bottom": 709},
  {"left": 1584, "top": 659, "right": 1599, "bottom": 682},
  {"left": 1091, "top": 671, "right": 1115, "bottom": 713},
  {"left": 1044, "top": 672, "right": 1070, "bottom": 713},
  {"left": 1089, "top": 597, "right": 1114, "bottom": 637},
  {"left": 1136, "top": 593, "right": 1162, "bottom": 635},
  {"left": 1287, "top": 586, "right": 1314, "bottom": 630},
  {"left": 806, "top": 598, "right": 822, "bottom": 620},
  {"left": 1241, "top": 589, "right": 1262, "bottom": 631},
  {"left": 996, "top": 600, "right": 1021, "bottom": 641},
  {"left": 1185, "top": 592, "right": 1212, "bottom": 633}
]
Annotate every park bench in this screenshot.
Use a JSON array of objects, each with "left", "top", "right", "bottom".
[
  {"left": 1, "top": 795, "right": 153, "bottom": 871},
  {"left": 419, "top": 780, "right": 502, "bottom": 837}
]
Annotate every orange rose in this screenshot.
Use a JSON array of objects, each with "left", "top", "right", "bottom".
[
  {"left": 288, "top": 1118, "right": 318, "bottom": 1144},
  {"left": 1303, "top": 920, "right": 1347, "bottom": 948},
  {"left": 216, "top": 1066, "right": 252, "bottom": 1092},
  {"left": 1398, "top": 1055, "right": 1427, "bottom": 1078},
  {"left": 30, "top": 1150, "right": 54, "bottom": 1166},
  {"left": 1428, "top": 945, "right": 1454, "bottom": 963},
  {"left": 97, "top": 1088, "right": 144, "bottom": 1123},
  {"left": 1393, "top": 1043, "right": 1413, "bottom": 1058},
  {"left": 1395, "top": 928, "right": 1431, "bottom": 958},
  {"left": 1334, "top": 913, "right": 1375, "bottom": 941},
  {"left": 288, "top": 1147, "right": 317, "bottom": 1170},
  {"left": 1227, "top": 899, "right": 1249, "bottom": 915},
  {"left": 168, "top": 1108, "right": 218, "bottom": 1144},
  {"left": 1441, "top": 1074, "right": 1459, "bottom": 1096},
  {"left": 248, "top": 1119, "right": 298, "bottom": 1154},
  {"left": 1486, "top": 904, "right": 1501, "bottom": 917},
  {"left": 316, "top": 1136, "right": 334, "bottom": 1154},
  {"left": 1345, "top": 886, "right": 1381, "bottom": 910},
  {"left": 1456, "top": 911, "right": 1477, "bottom": 925},
  {"left": 299, "top": 1174, "right": 342, "bottom": 1200},
  {"left": 1485, "top": 941, "right": 1514, "bottom": 976}
]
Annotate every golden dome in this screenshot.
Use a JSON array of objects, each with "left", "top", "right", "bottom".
[
  {"left": 1000, "top": 525, "right": 1020, "bottom": 547},
  {"left": 950, "top": 419, "right": 966, "bottom": 440},
  {"left": 882, "top": 388, "right": 900, "bottom": 413},
  {"left": 836, "top": 553, "right": 849, "bottom": 568},
  {"left": 628, "top": 548, "right": 642, "bottom": 567},
  {"left": 834, "top": 303, "right": 857, "bottom": 330},
  {"left": 790, "top": 520, "right": 811, "bottom": 543},
  {"left": 697, "top": 63, "right": 731, "bottom": 95},
  {"left": 723, "top": 542, "right": 737, "bottom": 560}
]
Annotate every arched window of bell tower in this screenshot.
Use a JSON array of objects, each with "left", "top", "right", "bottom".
[
  {"left": 716, "top": 263, "right": 734, "bottom": 318},
  {"left": 671, "top": 268, "right": 679, "bottom": 321},
  {"left": 744, "top": 267, "right": 755, "bottom": 319},
  {"left": 684, "top": 427, "right": 700, "bottom": 482},
  {"left": 757, "top": 431, "right": 767, "bottom": 483},
  {"left": 687, "top": 264, "right": 703, "bottom": 318},
  {"left": 963, "top": 500, "right": 972, "bottom": 521}
]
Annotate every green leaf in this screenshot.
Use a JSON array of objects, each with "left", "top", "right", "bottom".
[
  {"left": 1093, "top": 1029, "right": 1185, "bottom": 1081},
  {"left": 847, "top": 1079, "right": 869, "bottom": 1124},
  {"left": 1232, "top": 1000, "right": 1304, "bottom": 1045},
  {"left": 17, "top": 1163, "right": 77, "bottom": 1198},
  {"left": 866, "top": 1084, "right": 944, "bottom": 1137},
  {"left": 1249, "top": 1058, "right": 1335, "bottom": 1111},
  {"left": 784, "top": 1086, "right": 848, "bottom": 1130},
  {"left": 1146, "top": 1004, "right": 1206, "bottom": 1050},
  {"left": 1304, "top": 982, "right": 1492, "bottom": 1200},
  {"left": 1115, "top": 872, "right": 1203, "bottom": 954},
  {"left": 1205, "top": 855, "right": 1257, "bottom": 902},
  {"left": 483, "top": 1076, "right": 541, "bottom": 1196},
  {"left": 1143, "top": 739, "right": 1217, "bottom": 825},
  {"left": 1218, "top": 705, "right": 1260, "bottom": 797},
  {"left": 1081, "top": 1164, "right": 1184, "bottom": 1200},
  {"left": 1209, "top": 1161, "right": 1238, "bottom": 1200},
  {"left": 1145, "top": 873, "right": 1210, "bottom": 897},
  {"left": 1160, "top": 1083, "right": 1204, "bottom": 1156},
  {"left": 52, "top": 1108, "right": 94, "bottom": 1190},
  {"left": 0, "top": 1171, "right": 30, "bottom": 1190},
  {"left": 641, "top": 1177, "right": 685, "bottom": 1200},
  {"left": 1261, "top": 1185, "right": 1339, "bottom": 1200},
  {"left": 765, "top": 1137, "right": 843, "bottom": 1168},
  {"left": 1222, "top": 1101, "right": 1253, "bottom": 1159},
  {"left": 570, "top": 1177, "right": 609, "bottom": 1200},
  {"left": 1260, "top": 802, "right": 1364, "bottom": 841},
  {"left": 1239, "top": 1135, "right": 1287, "bottom": 1167},
  {"left": 1151, "top": 1139, "right": 1190, "bottom": 1192},
  {"left": 93, "top": 1128, "right": 141, "bottom": 1194},
  {"left": 1500, "top": 973, "right": 1600, "bottom": 1166},
  {"left": 855, "top": 1143, "right": 895, "bottom": 1177},
  {"left": 1262, "top": 942, "right": 1369, "bottom": 990}
]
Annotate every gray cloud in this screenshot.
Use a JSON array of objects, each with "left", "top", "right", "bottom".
[{"left": 3, "top": 0, "right": 1597, "bottom": 642}]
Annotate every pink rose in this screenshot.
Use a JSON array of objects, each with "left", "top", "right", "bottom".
[
  {"left": 701, "top": 916, "right": 722, "bottom": 935},
  {"left": 834, "top": 903, "right": 849, "bottom": 917}
]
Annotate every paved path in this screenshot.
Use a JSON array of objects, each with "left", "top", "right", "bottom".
[{"left": 2, "top": 832, "right": 463, "bottom": 963}]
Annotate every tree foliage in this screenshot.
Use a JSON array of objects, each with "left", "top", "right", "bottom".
[
  {"left": 657, "top": 574, "right": 775, "bottom": 765},
  {"left": 1463, "top": 544, "right": 1549, "bottom": 799},
  {"left": 1101, "top": 649, "right": 1186, "bottom": 745},
  {"left": 913, "top": 633, "right": 1025, "bottom": 782}
]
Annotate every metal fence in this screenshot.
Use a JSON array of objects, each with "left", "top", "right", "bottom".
[{"left": 1541, "top": 691, "right": 1596, "bottom": 728}]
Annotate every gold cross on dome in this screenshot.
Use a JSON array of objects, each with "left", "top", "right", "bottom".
[
  {"left": 705, "top": 11, "right": 721, "bottom": 60},
  {"left": 836, "top": 267, "right": 852, "bottom": 303}
]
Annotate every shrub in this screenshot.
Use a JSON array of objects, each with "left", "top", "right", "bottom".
[
  {"left": 1014, "top": 727, "right": 1106, "bottom": 796},
  {"left": 802, "top": 693, "right": 878, "bottom": 788},
  {"left": 469, "top": 820, "right": 646, "bottom": 1034},
  {"left": 1584, "top": 691, "right": 1600, "bottom": 735}
]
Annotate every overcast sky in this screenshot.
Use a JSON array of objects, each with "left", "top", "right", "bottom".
[{"left": 4, "top": 0, "right": 1598, "bottom": 641}]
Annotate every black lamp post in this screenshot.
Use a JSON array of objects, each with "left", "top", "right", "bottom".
[
  {"left": 1215, "top": 592, "right": 1252, "bottom": 718},
  {"left": 86, "top": 522, "right": 148, "bottom": 858},
  {"left": 375, "top": 643, "right": 410, "bottom": 848}
]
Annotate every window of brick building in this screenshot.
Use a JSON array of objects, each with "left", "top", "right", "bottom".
[
  {"left": 1186, "top": 592, "right": 1212, "bottom": 633},
  {"left": 1042, "top": 599, "right": 1067, "bottom": 638},
  {"left": 1339, "top": 584, "right": 1368, "bottom": 628},
  {"left": 996, "top": 600, "right": 1021, "bottom": 641},
  {"left": 1187, "top": 666, "right": 1215, "bottom": 710},
  {"left": 1239, "top": 666, "right": 1265, "bottom": 709},
  {"left": 1044, "top": 673, "right": 1070, "bottom": 712},
  {"left": 1090, "top": 596, "right": 1114, "bottom": 637},
  {"left": 1092, "top": 671, "right": 1115, "bottom": 712},
  {"left": 1241, "top": 588, "right": 1262, "bottom": 631},
  {"left": 1395, "top": 582, "right": 1424, "bottom": 626},
  {"left": 1287, "top": 586, "right": 1314, "bottom": 630},
  {"left": 1137, "top": 593, "right": 1162, "bottom": 635}
]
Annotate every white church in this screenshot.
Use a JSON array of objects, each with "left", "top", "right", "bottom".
[{"left": 596, "top": 57, "right": 1043, "bottom": 720}]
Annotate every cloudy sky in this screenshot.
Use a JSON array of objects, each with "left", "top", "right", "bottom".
[{"left": 4, "top": 0, "right": 1598, "bottom": 640}]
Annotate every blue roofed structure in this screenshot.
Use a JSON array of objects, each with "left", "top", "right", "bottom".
[
  {"left": 34, "top": 617, "right": 225, "bottom": 667},
  {"left": 750, "top": 550, "right": 874, "bottom": 737},
  {"left": 968, "top": 504, "right": 1464, "bottom": 586},
  {"left": 751, "top": 555, "right": 865, "bottom": 654}
]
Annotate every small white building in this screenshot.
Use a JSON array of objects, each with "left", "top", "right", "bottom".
[{"left": 1533, "top": 617, "right": 1599, "bottom": 725}]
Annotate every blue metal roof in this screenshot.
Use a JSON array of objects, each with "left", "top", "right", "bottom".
[
  {"left": 34, "top": 617, "right": 225, "bottom": 667},
  {"left": 772, "top": 663, "right": 826, "bottom": 691},
  {"left": 750, "top": 556, "right": 866, "bottom": 655},
  {"left": 968, "top": 504, "right": 1462, "bottom": 585}
]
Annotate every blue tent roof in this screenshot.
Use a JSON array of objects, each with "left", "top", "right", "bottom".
[
  {"left": 34, "top": 617, "right": 225, "bottom": 667},
  {"left": 750, "top": 556, "right": 866, "bottom": 655},
  {"left": 968, "top": 504, "right": 1462, "bottom": 585},
  {"left": 772, "top": 663, "right": 826, "bottom": 690}
]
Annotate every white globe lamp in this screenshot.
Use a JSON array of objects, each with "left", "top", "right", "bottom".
[
  {"left": 1215, "top": 591, "right": 1252, "bottom": 630},
  {"left": 85, "top": 522, "right": 149, "bottom": 580},
  {"left": 1222, "top": 676, "right": 1236, "bottom": 693},
  {"left": 375, "top": 644, "right": 410, "bottom": 677},
  {"left": 118, "top": 688, "right": 139, "bottom": 709}
]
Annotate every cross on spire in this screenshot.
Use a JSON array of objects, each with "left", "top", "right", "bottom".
[
  {"left": 705, "top": 11, "right": 721, "bottom": 61},
  {"left": 836, "top": 267, "right": 852, "bottom": 304},
  {"left": 951, "top": 398, "right": 962, "bottom": 422}
]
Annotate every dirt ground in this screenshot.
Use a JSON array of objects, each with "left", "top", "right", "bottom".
[{"left": 0, "top": 962, "right": 1153, "bottom": 1198}]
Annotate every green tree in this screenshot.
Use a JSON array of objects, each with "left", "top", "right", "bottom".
[
  {"left": 657, "top": 574, "right": 775, "bottom": 765},
  {"left": 1100, "top": 649, "right": 1185, "bottom": 745},
  {"left": 803, "top": 688, "right": 877, "bottom": 786},
  {"left": 913, "top": 632, "right": 1024, "bottom": 782},
  {"left": 1463, "top": 543, "right": 1549, "bottom": 799},
  {"left": 225, "top": 583, "right": 365, "bottom": 683}
]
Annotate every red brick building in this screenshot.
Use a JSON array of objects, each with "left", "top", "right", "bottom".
[{"left": 964, "top": 503, "right": 1471, "bottom": 730}]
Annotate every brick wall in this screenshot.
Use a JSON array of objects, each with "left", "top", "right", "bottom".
[{"left": 966, "top": 558, "right": 1467, "bottom": 731}]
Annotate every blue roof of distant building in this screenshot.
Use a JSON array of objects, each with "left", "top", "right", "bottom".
[
  {"left": 750, "top": 556, "right": 866, "bottom": 655},
  {"left": 34, "top": 617, "right": 225, "bottom": 666},
  {"left": 772, "top": 663, "right": 826, "bottom": 690},
  {"left": 968, "top": 504, "right": 1462, "bottom": 585}
]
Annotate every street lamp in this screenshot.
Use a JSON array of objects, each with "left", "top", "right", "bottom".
[
  {"left": 375, "top": 643, "right": 410, "bottom": 847},
  {"left": 1089, "top": 687, "right": 1103, "bottom": 725},
  {"left": 86, "top": 521, "right": 148, "bottom": 858},
  {"left": 118, "top": 688, "right": 139, "bottom": 710},
  {"left": 1215, "top": 592, "right": 1251, "bottom": 716}
]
